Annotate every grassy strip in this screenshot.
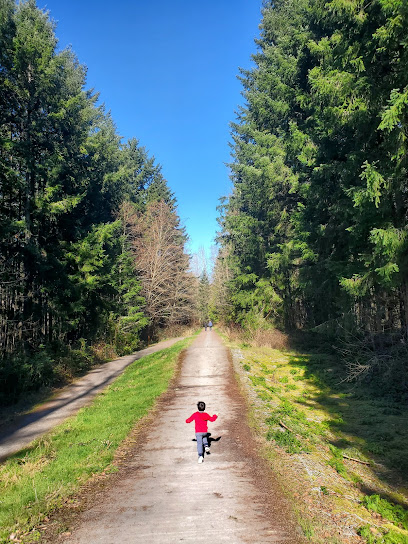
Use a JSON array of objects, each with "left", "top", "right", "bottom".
[
  {"left": 358, "top": 524, "right": 408, "bottom": 544},
  {"left": 227, "top": 338, "right": 408, "bottom": 543},
  {"left": 0, "top": 337, "right": 191, "bottom": 543}
]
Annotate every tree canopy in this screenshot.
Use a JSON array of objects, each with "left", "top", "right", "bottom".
[
  {"left": 0, "top": 0, "right": 192, "bottom": 403},
  {"left": 216, "top": 0, "right": 408, "bottom": 339}
]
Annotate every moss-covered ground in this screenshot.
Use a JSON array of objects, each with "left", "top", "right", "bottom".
[{"left": 226, "top": 337, "right": 408, "bottom": 544}]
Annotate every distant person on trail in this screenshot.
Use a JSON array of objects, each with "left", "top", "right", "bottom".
[
  {"left": 186, "top": 401, "right": 218, "bottom": 463},
  {"left": 208, "top": 320, "right": 213, "bottom": 331},
  {"left": 204, "top": 321, "right": 207, "bottom": 331}
]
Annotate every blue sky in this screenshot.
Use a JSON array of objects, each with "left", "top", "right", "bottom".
[{"left": 43, "top": 0, "right": 262, "bottom": 259}]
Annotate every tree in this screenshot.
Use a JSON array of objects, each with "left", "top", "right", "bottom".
[
  {"left": 0, "top": 0, "right": 93, "bottom": 353},
  {"left": 196, "top": 270, "right": 210, "bottom": 324},
  {"left": 218, "top": 0, "right": 408, "bottom": 340},
  {"left": 210, "top": 246, "right": 234, "bottom": 324},
  {"left": 126, "top": 200, "right": 194, "bottom": 337},
  {"left": 0, "top": 1, "right": 184, "bottom": 401},
  {"left": 116, "top": 138, "right": 175, "bottom": 210}
]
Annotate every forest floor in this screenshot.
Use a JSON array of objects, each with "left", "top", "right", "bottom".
[{"left": 224, "top": 333, "right": 408, "bottom": 544}]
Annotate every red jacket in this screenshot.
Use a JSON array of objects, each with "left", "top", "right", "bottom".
[{"left": 186, "top": 411, "right": 218, "bottom": 433}]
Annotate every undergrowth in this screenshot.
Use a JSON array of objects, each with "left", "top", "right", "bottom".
[
  {"left": 226, "top": 330, "right": 408, "bottom": 544},
  {"left": 358, "top": 525, "right": 408, "bottom": 544},
  {"left": 362, "top": 495, "right": 408, "bottom": 530}
]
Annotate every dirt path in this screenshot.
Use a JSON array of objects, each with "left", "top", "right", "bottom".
[
  {"left": 0, "top": 338, "right": 184, "bottom": 462},
  {"left": 60, "top": 331, "right": 301, "bottom": 544}
]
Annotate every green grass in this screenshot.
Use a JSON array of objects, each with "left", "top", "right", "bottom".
[
  {"left": 233, "top": 339, "right": 408, "bottom": 544},
  {"left": 299, "top": 517, "right": 315, "bottom": 538},
  {"left": 328, "top": 457, "right": 350, "bottom": 479},
  {"left": 249, "top": 375, "right": 266, "bottom": 387},
  {"left": 285, "top": 384, "right": 298, "bottom": 391},
  {"left": 240, "top": 346, "right": 408, "bottom": 477},
  {"left": 358, "top": 525, "right": 408, "bottom": 544},
  {"left": 286, "top": 352, "right": 408, "bottom": 471},
  {"left": 362, "top": 495, "right": 408, "bottom": 530},
  {"left": 0, "top": 338, "right": 190, "bottom": 543},
  {"left": 266, "top": 428, "right": 304, "bottom": 453}
]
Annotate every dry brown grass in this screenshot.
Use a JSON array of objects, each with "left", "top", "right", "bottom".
[
  {"left": 156, "top": 323, "right": 196, "bottom": 342},
  {"left": 0, "top": 454, "right": 53, "bottom": 487},
  {"left": 251, "top": 328, "right": 289, "bottom": 350},
  {"left": 222, "top": 324, "right": 289, "bottom": 350},
  {"left": 90, "top": 342, "right": 118, "bottom": 362}
]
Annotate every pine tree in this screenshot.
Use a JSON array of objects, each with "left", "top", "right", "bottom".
[
  {"left": 217, "top": 0, "right": 408, "bottom": 339},
  {"left": 197, "top": 270, "right": 210, "bottom": 325},
  {"left": 0, "top": 1, "right": 191, "bottom": 401}
]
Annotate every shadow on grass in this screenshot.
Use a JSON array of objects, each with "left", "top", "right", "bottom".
[{"left": 287, "top": 349, "right": 408, "bottom": 497}]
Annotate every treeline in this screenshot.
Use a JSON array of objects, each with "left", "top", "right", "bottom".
[
  {"left": 215, "top": 0, "right": 408, "bottom": 382},
  {"left": 0, "top": 0, "right": 193, "bottom": 402}
]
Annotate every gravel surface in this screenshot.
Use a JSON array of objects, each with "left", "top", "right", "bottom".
[
  {"left": 0, "top": 338, "right": 184, "bottom": 462},
  {"left": 58, "top": 330, "right": 302, "bottom": 544}
]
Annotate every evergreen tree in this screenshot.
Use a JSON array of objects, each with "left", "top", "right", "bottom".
[
  {"left": 197, "top": 270, "right": 210, "bottom": 324},
  {"left": 218, "top": 0, "right": 408, "bottom": 339},
  {"left": 0, "top": 0, "right": 189, "bottom": 401}
]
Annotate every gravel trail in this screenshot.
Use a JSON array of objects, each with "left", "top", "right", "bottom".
[
  {"left": 0, "top": 338, "right": 184, "bottom": 461},
  {"left": 60, "top": 331, "right": 301, "bottom": 544}
]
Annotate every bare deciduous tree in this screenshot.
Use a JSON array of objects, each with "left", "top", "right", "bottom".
[{"left": 125, "top": 201, "right": 194, "bottom": 334}]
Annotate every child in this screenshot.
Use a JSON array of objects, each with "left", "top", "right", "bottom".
[{"left": 186, "top": 401, "right": 218, "bottom": 463}]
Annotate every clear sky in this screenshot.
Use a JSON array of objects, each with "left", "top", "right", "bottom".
[{"left": 42, "top": 0, "right": 262, "bottom": 259}]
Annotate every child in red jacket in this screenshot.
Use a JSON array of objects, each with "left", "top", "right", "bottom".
[{"left": 186, "top": 401, "right": 218, "bottom": 463}]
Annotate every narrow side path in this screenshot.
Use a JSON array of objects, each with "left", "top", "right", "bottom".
[
  {"left": 0, "top": 337, "right": 184, "bottom": 462},
  {"left": 61, "top": 331, "right": 301, "bottom": 544}
]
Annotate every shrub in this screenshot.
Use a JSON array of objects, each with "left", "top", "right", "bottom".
[
  {"left": 0, "top": 351, "right": 54, "bottom": 405},
  {"left": 336, "top": 333, "right": 408, "bottom": 402}
]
